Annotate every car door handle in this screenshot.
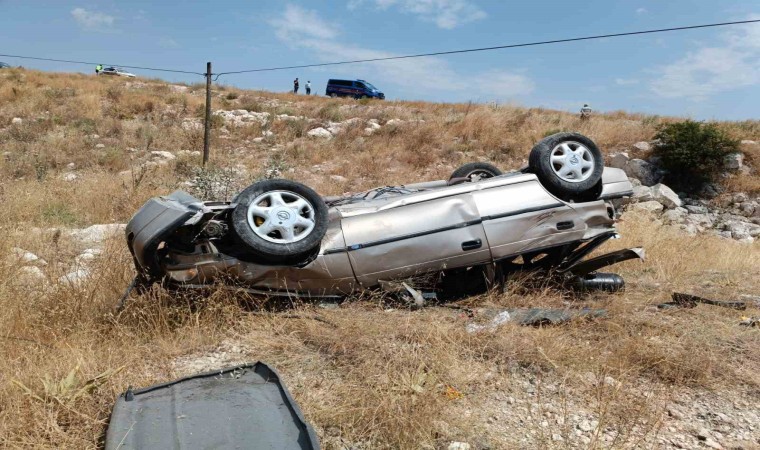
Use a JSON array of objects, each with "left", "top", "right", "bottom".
[
  {"left": 461, "top": 239, "right": 482, "bottom": 251},
  {"left": 557, "top": 221, "right": 574, "bottom": 231}
]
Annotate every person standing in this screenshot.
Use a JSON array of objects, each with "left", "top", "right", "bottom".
[
  {"left": 580, "top": 103, "right": 592, "bottom": 120},
  {"left": 96, "top": 64, "right": 102, "bottom": 75},
  {"left": 305, "top": 80, "right": 311, "bottom": 95},
  {"left": 293, "top": 78, "right": 299, "bottom": 94}
]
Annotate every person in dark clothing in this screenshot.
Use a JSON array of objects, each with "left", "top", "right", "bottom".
[{"left": 293, "top": 78, "right": 299, "bottom": 94}]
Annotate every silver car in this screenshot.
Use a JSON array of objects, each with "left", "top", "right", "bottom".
[{"left": 125, "top": 133, "right": 642, "bottom": 300}]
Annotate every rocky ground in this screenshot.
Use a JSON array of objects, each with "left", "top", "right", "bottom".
[{"left": 609, "top": 141, "right": 760, "bottom": 244}]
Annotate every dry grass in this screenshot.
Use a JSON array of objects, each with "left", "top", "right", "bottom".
[{"left": 0, "top": 69, "right": 759, "bottom": 449}]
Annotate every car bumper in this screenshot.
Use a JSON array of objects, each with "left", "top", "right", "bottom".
[{"left": 126, "top": 191, "right": 204, "bottom": 277}]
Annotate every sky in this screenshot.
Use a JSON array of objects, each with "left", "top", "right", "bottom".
[{"left": 1, "top": 0, "right": 759, "bottom": 120}]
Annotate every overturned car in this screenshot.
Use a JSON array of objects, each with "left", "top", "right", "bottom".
[{"left": 125, "top": 133, "right": 643, "bottom": 301}]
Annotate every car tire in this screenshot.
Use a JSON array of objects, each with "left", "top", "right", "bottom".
[
  {"left": 449, "top": 162, "right": 502, "bottom": 183},
  {"left": 231, "top": 179, "right": 328, "bottom": 264},
  {"left": 329, "top": 93, "right": 337, "bottom": 98},
  {"left": 528, "top": 132, "right": 604, "bottom": 200}
]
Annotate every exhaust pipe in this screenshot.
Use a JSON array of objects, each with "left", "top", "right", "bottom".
[{"left": 571, "top": 272, "right": 625, "bottom": 292}]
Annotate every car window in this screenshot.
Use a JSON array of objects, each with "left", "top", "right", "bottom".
[
  {"left": 355, "top": 82, "right": 366, "bottom": 89},
  {"left": 364, "top": 82, "right": 376, "bottom": 90}
]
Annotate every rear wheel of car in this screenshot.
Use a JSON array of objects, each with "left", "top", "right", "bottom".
[
  {"left": 528, "top": 132, "right": 604, "bottom": 200},
  {"left": 329, "top": 93, "right": 337, "bottom": 98},
  {"left": 231, "top": 179, "right": 328, "bottom": 264},
  {"left": 449, "top": 162, "right": 502, "bottom": 183}
]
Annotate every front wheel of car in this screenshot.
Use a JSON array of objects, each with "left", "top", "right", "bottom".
[
  {"left": 528, "top": 132, "right": 604, "bottom": 200},
  {"left": 231, "top": 179, "right": 328, "bottom": 264}
]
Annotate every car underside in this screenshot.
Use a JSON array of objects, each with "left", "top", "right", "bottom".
[{"left": 125, "top": 133, "right": 644, "bottom": 301}]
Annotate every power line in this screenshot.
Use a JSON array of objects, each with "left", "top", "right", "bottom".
[
  {"left": 0, "top": 53, "right": 204, "bottom": 76},
  {"left": 216, "top": 19, "right": 760, "bottom": 76}
]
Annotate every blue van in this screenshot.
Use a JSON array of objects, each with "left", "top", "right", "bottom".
[{"left": 325, "top": 79, "right": 385, "bottom": 99}]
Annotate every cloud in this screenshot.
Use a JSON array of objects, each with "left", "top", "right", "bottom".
[
  {"left": 270, "top": 5, "right": 532, "bottom": 99},
  {"left": 615, "top": 78, "right": 640, "bottom": 85},
  {"left": 159, "top": 38, "right": 179, "bottom": 49},
  {"left": 268, "top": 4, "right": 339, "bottom": 41},
  {"left": 635, "top": 7, "right": 647, "bottom": 14},
  {"left": 349, "top": 0, "right": 486, "bottom": 29},
  {"left": 650, "top": 16, "right": 760, "bottom": 100},
  {"left": 71, "top": 8, "right": 114, "bottom": 30}
]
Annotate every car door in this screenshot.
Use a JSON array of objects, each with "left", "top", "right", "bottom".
[
  {"left": 339, "top": 192, "right": 491, "bottom": 287},
  {"left": 471, "top": 176, "right": 583, "bottom": 260}
]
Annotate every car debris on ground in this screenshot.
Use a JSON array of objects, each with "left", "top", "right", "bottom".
[
  {"left": 105, "top": 362, "right": 320, "bottom": 450},
  {"left": 657, "top": 292, "right": 747, "bottom": 310},
  {"left": 465, "top": 307, "right": 608, "bottom": 332}
]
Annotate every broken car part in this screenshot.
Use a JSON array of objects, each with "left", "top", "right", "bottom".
[
  {"left": 105, "top": 362, "right": 320, "bottom": 450},
  {"left": 657, "top": 292, "right": 747, "bottom": 310}
]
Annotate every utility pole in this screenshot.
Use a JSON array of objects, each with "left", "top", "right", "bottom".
[{"left": 202, "top": 61, "right": 212, "bottom": 165}]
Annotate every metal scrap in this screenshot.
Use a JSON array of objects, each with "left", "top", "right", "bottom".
[
  {"left": 466, "top": 307, "right": 607, "bottom": 332},
  {"left": 657, "top": 292, "right": 747, "bottom": 311}
]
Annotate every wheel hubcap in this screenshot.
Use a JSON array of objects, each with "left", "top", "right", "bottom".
[
  {"left": 550, "top": 142, "right": 595, "bottom": 183},
  {"left": 246, "top": 190, "right": 316, "bottom": 244}
]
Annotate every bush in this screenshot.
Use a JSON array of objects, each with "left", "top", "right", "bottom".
[{"left": 652, "top": 120, "right": 738, "bottom": 191}]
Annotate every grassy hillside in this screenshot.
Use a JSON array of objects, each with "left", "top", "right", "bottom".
[{"left": 0, "top": 69, "right": 759, "bottom": 449}]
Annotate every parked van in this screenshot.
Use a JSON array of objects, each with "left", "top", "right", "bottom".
[{"left": 325, "top": 79, "right": 385, "bottom": 99}]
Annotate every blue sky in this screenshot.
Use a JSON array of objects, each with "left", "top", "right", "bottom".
[{"left": 2, "top": 0, "right": 759, "bottom": 120}]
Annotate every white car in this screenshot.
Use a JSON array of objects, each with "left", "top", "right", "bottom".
[{"left": 100, "top": 67, "right": 136, "bottom": 78}]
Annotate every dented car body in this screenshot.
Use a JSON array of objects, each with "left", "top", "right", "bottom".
[{"left": 126, "top": 166, "right": 642, "bottom": 299}]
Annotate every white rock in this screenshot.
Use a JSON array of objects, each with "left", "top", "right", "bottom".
[
  {"left": 11, "top": 248, "right": 47, "bottom": 266},
  {"left": 262, "top": 130, "right": 274, "bottom": 137},
  {"left": 95, "top": 143, "right": 105, "bottom": 149},
  {"left": 169, "top": 84, "right": 189, "bottom": 93},
  {"left": 62, "top": 173, "right": 78, "bottom": 182},
  {"left": 330, "top": 175, "right": 347, "bottom": 182},
  {"left": 724, "top": 152, "right": 744, "bottom": 170},
  {"left": 75, "top": 248, "right": 102, "bottom": 265},
  {"left": 307, "top": 127, "right": 333, "bottom": 139},
  {"left": 386, "top": 118, "right": 404, "bottom": 126},
  {"left": 252, "top": 137, "right": 264, "bottom": 143},
  {"left": 632, "top": 185, "right": 654, "bottom": 202},
  {"left": 578, "top": 420, "right": 594, "bottom": 432},
  {"left": 632, "top": 141, "right": 651, "bottom": 151},
  {"left": 177, "top": 150, "right": 201, "bottom": 158},
  {"left": 181, "top": 119, "right": 203, "bottom": 131},
  {"left": 59, "top": 268, "right": 91, "bottom": 286},
  {"left": 17, "top": 266, "right": 48, "bottom": 286},
  {"left": 11, "top": 117, "right": 22, "bottom": 125},
  {"left": 741, "top": 140, "right": 757, "bottom": 145},
  {"left": 66, "top": 162, "right": 76, "bottom": 170},
  {"left": 631, "top": 201, "right": 664, "bottom": 214},
  {"left": 448, "top": 443, "right": 471, "bottom": 450},
  {"left": 150, "top": 150, "right": 176, "bottom": 161},
  {"left": 651, "top": 183, "right": 682, "bottom": 209},
  {"left": 608, "top": 152, "right": 630, "bottom": 169},
  {"left": 663, "top": 208, "right": 686, "bottom": 224},
  {"left": 69, "top": 223, "right": 126, "bottom": 243}
]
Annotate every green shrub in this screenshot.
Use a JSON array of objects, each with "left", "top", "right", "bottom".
[{"left": 652, "top": 120, "right": 738, "bottom": 191}]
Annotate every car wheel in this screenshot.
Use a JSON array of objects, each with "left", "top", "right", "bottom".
[
  {"left": 231, "top": 179, "right": 328, "bottom": 264},
  {"left": 449, "top": 162, "right": 502, "bottom": 183},
  {"left": 528, "top": 132, "right": 604, "bottom": 200},
  {"left": 329, "top": 93, "right": 337, "bottom": 98}
]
